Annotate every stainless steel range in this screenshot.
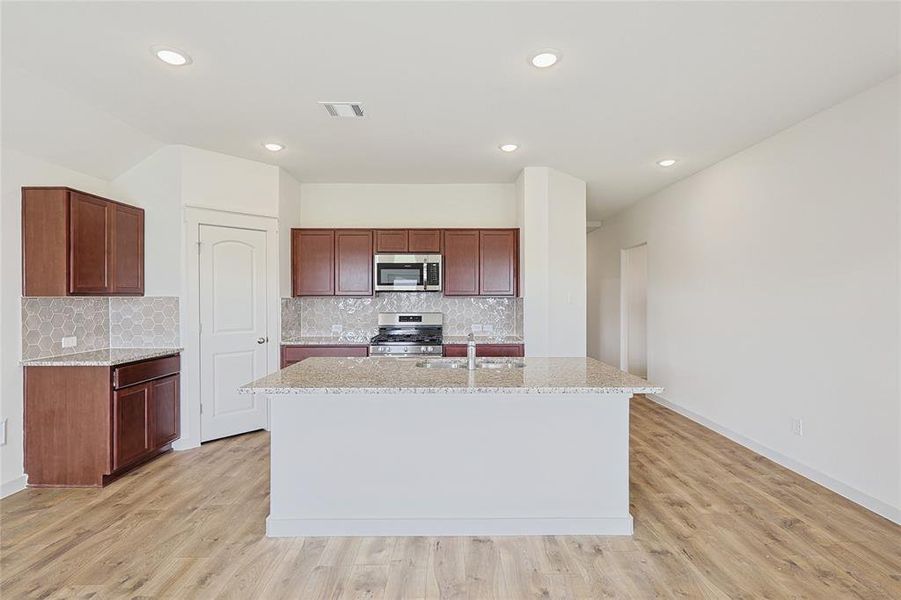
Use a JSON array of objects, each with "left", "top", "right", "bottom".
[{"left": 368, "top": 312, "right": 443, "bottom": 358}]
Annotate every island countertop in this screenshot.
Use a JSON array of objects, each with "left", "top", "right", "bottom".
[{"left": 242, "top": 356, "right": 662, "bottom": 395}]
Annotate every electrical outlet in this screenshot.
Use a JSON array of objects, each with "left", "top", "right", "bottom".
[
  {"left": 483, "top": 324, "right": 494, "bottom": 334},
  {"left": 471, "top": 324, "right": 483, "bottom": 333},
  {"left": 791, "top": 418, "right": 803, "bottom": 437},
  {"left": 0, "top": 418, "right": 7, "bottom": 446},
  {"left": 330, "top": 324, "right": 343, "bottom": 334},
  {"left": 61, "top": 336, "right": 77, "bottom": 348}
]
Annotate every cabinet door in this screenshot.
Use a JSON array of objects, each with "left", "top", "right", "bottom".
[
  {"left": 374, "top": 230, "right": 408, "bottom": 253},
  {"left": 69, "top": 192, "right": 113, "bottom": 294},
  {"left": 282, "top": 345, "right": 369, "bottom": 368},
  {"left": 335, "top": 230, "right": 373, "bottom": 296},
  {"left": 292, "top": 229, "right": 335, "bottom": 296},
  {"left": 113, "top": 383, "right": 151, "bottom": 471},
  {"left": 150, "top": 374, "right": 180, "bottom": 449},
  {"left": 111, "top": 203, "right": 144, "bottom": 295},
  {"left": 479, "top": 229, "right": 518, "bottom": 296},
  {"left": 443, "top": 344, "right": 524, "bottom": 357},
  {"left": 442, "top": 230, "right": 480, "bottom": 296},
  {"left": 408, "top": 229, "right": 442, "bottom": 253}
]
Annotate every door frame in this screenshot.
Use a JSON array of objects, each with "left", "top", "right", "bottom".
[
  {"left": 619, "top": 242, "right": 648, "bottom": 375},
  {"left": 176, "top": 207, "right": 279, "bottom": 450}
]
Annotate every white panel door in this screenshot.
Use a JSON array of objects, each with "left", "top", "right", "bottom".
[{"left": 199, "top": 224, "right": 269, "bottom": 442}]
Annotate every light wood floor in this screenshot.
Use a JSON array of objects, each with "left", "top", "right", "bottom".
[{"left": 1, "top": 396, "right": 899, "bottom": 599}]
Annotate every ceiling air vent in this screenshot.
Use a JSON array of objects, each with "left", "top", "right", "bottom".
[{"left": 319, "top": 101, "right": 365, "bottom": 118}]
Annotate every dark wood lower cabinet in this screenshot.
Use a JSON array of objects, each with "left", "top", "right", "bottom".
[
  {"left": 281, "top": 345, "right": 369, "bottom": 368},
  {"left": 24, "top": 354, "right": 180, "bottom": 487},
  {"left": 443, "top": 344, "right": 525, "bottom": 358},
  {"left": 113, "top": 382, "right": 151, "bottom": 471}
]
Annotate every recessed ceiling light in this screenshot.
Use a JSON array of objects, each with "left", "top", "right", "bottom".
[
  {"left": 263, "top": 143, "right": 284, "bottom": 152},
  {"left": 499, "top": 144, "right": 519, "bottom": 152},
  {"left": 152, "top": 46, "right": 191, "bottom": 66},
  {"left": 657, "top": 159, "right": 677, "bottom": 167},
  {"left": 530, "top": 49, "right": 560, "bottom": 68}
]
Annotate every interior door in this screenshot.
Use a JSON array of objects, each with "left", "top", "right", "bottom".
[{"left": 199, "top": 224, "right": 269, "bottom": 442}]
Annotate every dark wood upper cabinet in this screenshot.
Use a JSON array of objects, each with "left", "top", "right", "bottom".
[
  {"left": 479, "top": 229, "right": 518, "bottom": 296},
  {"left": 69, "top": 192, "right": 113, "bottom": 294},
  {"left": 443, "top": 228, "right": 519, "bottom": 297},
  {"left": 111, "top": 203, "right": 144, "bottom": 295},
  {"left": 292, "top": 229, "right": 335, "bottom": 296},
  {"left": 335, "top": 229, "right": 373, "bottom": 296},
  {"left": 408, "top": 229, "right": 442, "bottom": 253},
  {"left": 443, "top": 229, "right": 481, "bottom": 296},
  {"left": 374, "top": 229, "right": 408, "bottom": 253},
  {"left": 22, "top": 187, "right": 144, "bottom": 296}
]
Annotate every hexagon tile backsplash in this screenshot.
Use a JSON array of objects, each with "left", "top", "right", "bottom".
[
  {"left": 22, "top": 297, "right": 179, "bottom": 360},
  {"left": 282, "top": 294, "right": 523, "bottom": 342}
]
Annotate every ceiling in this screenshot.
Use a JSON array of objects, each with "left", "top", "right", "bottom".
[{"left": 2, "top": 1, "right": 898, "bottom": 219}]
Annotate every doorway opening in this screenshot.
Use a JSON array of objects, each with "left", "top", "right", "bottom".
[{"left": 620, "top": 243, "right": 648, "bottom": 378}]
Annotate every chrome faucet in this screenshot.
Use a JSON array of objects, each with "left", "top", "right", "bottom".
[{"left": 467, "top": 332, "right": 477, "bottom": 370}]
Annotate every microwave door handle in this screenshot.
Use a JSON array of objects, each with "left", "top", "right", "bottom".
[{"left": 422, "top": 262, "right": 428, "bottom": 288}]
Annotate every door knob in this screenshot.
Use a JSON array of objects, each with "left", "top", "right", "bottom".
[{"left": 257, "top": 337, "right": 267, "bottom": 344}]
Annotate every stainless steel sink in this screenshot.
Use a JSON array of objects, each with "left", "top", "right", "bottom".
[
  {"left": 415, "top": 359, "right": 465, "bottom": 369},
  {"left": 415, "top": 359, "right": 525, "bottom": 369},
  {"left": 476, "top": 360, "right": 525, "bottom": 369}
]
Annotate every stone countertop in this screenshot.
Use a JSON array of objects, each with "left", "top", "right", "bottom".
[
  {"left": 21, "top": 347, "right": 183, "bottom": 367},
  {"left": 281, "top": 337, "right": 370, "bottom": 346},
  {"left": 242, "top": 357, "right": 662, "bottom": 395},
  {"left": 282, "top": 335, "right": 524, "bottom": 346},
  {"left": 441, "top": 335, "right": 524, "bottom": 345}
]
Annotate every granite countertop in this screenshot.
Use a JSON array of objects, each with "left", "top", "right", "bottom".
[
  {"left": 281, "top": 337, "right": 370, "bottom": 346},
  {"left": 242, "top": 356, "right": 662, "bottom": 395},
  {"left": 442, "top": 335, "right": 525, "bottom": 345},
  {"left": 282, "top": 335, "right": 524, "bottom": 346},
  {"left": 21, "top": 347, "right": 183, "bottom": 367}
]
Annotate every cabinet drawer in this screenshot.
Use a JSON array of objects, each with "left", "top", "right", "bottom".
[
  {"left": 282, "top": 345, "right": 368, "bottom": 368},
  {"left": 443, "top": 344, "right": 524, "bottom": 358},
  {"left": 113, "top": 354, "right": 180, "bottom": 390}
]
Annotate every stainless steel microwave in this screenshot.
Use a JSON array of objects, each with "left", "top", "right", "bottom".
[{"left": 374, "top": 254, "right": 442, "bottom": 292}]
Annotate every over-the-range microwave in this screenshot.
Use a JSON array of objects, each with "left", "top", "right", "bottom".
[{"left": 374, "top": 254, "right": 442, "bottom": 292}]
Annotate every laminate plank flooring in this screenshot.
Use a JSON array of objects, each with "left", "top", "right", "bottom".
[{"left": 2, "top": 396, "right": 899, "bottom": 599}]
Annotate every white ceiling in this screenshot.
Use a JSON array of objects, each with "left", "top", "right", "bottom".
[{"left": 2, "top": 1, "right": 898, "bottom": 219}]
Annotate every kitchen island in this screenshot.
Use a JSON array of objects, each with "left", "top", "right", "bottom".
[{"left": 242, "top": 356, "right": 661, "bottom": 537}]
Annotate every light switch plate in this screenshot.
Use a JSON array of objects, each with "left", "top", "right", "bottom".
[
  {"left": 61, "top": 336, "right": 77, "bottom": 348},
  {"left": 471, "top": 324, "right": 483, "bottom": 333}
]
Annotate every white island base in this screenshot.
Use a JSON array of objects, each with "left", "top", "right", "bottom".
[{"left": 266, "top": 390, "right": 633, "bottom": 537}]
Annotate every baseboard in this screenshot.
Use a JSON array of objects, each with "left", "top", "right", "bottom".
[
  {"left": 266, "top": 515, "right": 634, "bottom": 537},
  {"left": 1, "top": 475, "right": 27, "bottom": 499},
  {"left": 646, "top": 394, "right": 901, "bottom": 525},
  {"left": 172, "top": 438, "right": 200, "bottom": 451}
]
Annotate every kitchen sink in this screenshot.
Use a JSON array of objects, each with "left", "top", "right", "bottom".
[{"left": 415, "top": 359, "right": 525, "bottom": 369}]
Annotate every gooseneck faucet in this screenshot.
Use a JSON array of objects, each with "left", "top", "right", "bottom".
[{"left": 467, "top": 332, "right": 477, "bottom": 370}]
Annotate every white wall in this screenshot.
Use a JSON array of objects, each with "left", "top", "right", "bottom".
[
  {"left": 587, "top": 76, "right": 900, "bottom": 522},
  {"left": 0, "top": 149, "right": 114, "bottom": 495},
  {"left": 180, "top": 146, "right": 280, "bottom": 217},
  {"left": 113, "top": 146, "right": 183, "bottom": 296},
  {"left": 299, "top": 183, "right": 516, "bottom": 227},
  {"left": 278, "top": 170, "right": 303, "bottom": 298},
  {"left": 517, "top": 167, "right": 587, "bottom": 357}
]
